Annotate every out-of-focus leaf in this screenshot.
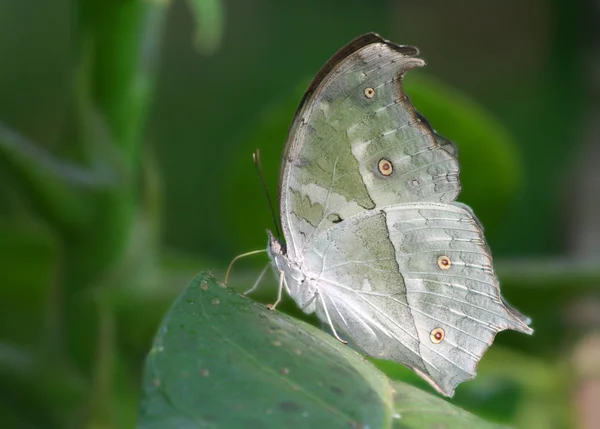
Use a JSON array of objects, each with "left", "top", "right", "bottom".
[
  {"left": 0, "top": 344, "right": 86, "bottom": 429},
  {"left": 0, "top": 122, "right": 99, "bottom": 231},
  {"left": 456, "top": 347, "right": 568, "bottom": 429},
  {"left": 222, "top": 80, "right": 308, "bottom": 255},
  {"left": 403, "top": 73, "right": 523, "bottom": 234},
  {"left": 0, "top": 222, "right": 57, "bottom": 346},
  {"left": 375, "top": 345, "right": 557, "bottom": 427},
  {"left": 392, "top": 382, "right": 509, "bottom": 429},
  {"left": 0, "top": 402, "right": 37, "bottom": 429},
  {"left": 137, "top": 272, "right": 392, "bottom": 428},
  {"left": 185, "top": 0, "right": 224, "bottom": 55}
]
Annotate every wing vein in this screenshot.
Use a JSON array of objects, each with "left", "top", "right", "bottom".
[{"left": 322, "top": 279, "right": 475, "bottom": 372}]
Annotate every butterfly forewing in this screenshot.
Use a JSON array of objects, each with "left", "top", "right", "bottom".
[{"left": 280, "top": 34, "right": 460, "bottom": 261}]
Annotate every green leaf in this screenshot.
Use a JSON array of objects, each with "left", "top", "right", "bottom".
[
  {"left": 392, "top": 382, "right": 509, "bottom": 429},
  {"left": 137, "top": 272, "right": 514, "bottom": 429},
  {"left": 0, "top": 222, "right": 57, "bottom": 346},
  {"left": 223, "top": 80, "right": 309, "bottom": 254},
  {"left": 403, "top": 73, "right": 523, "bottom": 233},
  {"left": 0, "top": 122, "right": 99, "bottom": 231},
  {"left": 137, "top": 272, "right": 392, "bottom": 428}
]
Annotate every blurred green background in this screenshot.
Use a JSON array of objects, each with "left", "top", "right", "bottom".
[{"left": 1, "top": 0, "right": 599, "bottom": 428}]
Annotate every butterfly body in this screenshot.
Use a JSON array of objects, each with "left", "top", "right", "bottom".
[
  {"left": 268, "top": 231, "right": 318, "bottom": 313},
  {"left": 266, "top": 33, "right": 533, "bottom": 397}
]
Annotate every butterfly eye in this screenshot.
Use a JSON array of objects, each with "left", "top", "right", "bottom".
[
  {"left": 378, "top": 158, "right": 393, "bottom": 176},
  {"left": 437, "top": 255, "right": 452, "bottom": 270},
  {"left": 364, "top": 87, "right": 375, "bottom": 98},
  {"left": 430, "top": 328, "right": 445, "bottom": 344}
]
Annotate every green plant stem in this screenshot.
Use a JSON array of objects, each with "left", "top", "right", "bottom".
[
  {"left": 54, "top": 1, "right": 169, "bottom": 291},
  {"left": 496, "top": 257, "right": 600, "bottom": 289},
  {"left": 64, "top": 1, "right": 169, "bottom": 427},
  {"left": 77, "top": 0, "right": 168, "bottom": 164},
  {"left": 0, "top": 122, "right": 111, "bottom": 232},
  {"left": 186, "top": 0, "right": 224, "bottom": 55},
  {"left": 88, "top": 297, "right": 115, "bottom": 428}
]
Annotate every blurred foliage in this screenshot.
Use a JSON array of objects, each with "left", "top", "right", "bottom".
[
  {"left": 186, "top": 0, "right": 224, "bottom": 55},
  {"left": 0, "top": 0, "right": 597, "bottom": 428}
]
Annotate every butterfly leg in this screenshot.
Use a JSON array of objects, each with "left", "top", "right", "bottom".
[
  {"left": 300, "top": 292, "right": 318, "bottom": 311},
  {"left": 318, "top": 292, "right": 348, "bottom": 345},
  {"left": 224, "top": 249, "right": 267, "bottom": 284},
  {"left": 267, "top": 269, "right": 286, "bottom": 311},
  {"left": 243, "top": 263, "right": 270, "bottom": 296}
]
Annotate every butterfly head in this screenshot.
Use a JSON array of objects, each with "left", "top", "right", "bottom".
[
  {"left": 266, "top": 229, "right": 289, "bottom": 275},
  {"left": 266, "top": 229, "right": 286, "bottom": 257}
]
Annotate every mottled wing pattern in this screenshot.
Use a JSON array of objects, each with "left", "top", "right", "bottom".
[
  {"left": 303, "top": 202, "right": 532, "bottom": 396},
  {"left": 280, "top": 34, "right": 460, "bottom": 261}
]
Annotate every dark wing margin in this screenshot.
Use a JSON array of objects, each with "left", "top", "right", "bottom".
[
  {"left": 414, "top": 110, "right": 458, "bottom": 157},
  {"left": 280, "top": 33, "right": 421, "bottom": 183}
]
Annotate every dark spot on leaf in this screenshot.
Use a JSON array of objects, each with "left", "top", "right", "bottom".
[
  {"left": 278, "top": 401, "right": 301, "bottom": 413},
  {"left": 356, "top": 387, "right": 378, "bottom": 404},
  {"left": 199, "top": 368, "right": 209, "bottom": 377},
  {"left": 211, "top": 299, "right": 220, "bottom": 305},
  {"left": 330, "top": 385, "right": 343, "bottom": 395},
  {"left": 347, "top": 420, "right": 365, "bottom": 429},
  {"left": 200, "top": 282, "right": 208, "bottom": 290},
  {"left": 327, "top": 363, "right": 349, "bottom": 374},
  {"left": 202, "top": 414, "right": 217, "bottom": 422},
  {"left": 244, "top": 418, "right": 267, "bottom": 429},
  {"left": 152, "top": 378, "right": 161, "bottom": 387},
  {"left": 272, "top": 340, "right": 282, "bottom": 347},
  {"left": 279, "top": 367, "right": 289, "bottom": 375}
]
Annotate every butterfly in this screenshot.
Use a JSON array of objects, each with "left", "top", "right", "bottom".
[{"left": 264, "top": 32, "right": 533, "bottom": 397}]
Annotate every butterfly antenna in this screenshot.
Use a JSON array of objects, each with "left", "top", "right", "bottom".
[{"left": 253, "top": 150, "right": 282, "bottom": 240}]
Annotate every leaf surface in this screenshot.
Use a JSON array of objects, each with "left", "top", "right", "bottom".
[{"left": 137, "top": 272, "right": 392, "bottom": 428}]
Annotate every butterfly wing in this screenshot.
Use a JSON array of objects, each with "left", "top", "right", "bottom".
[
  {"left": 275, "top": 33, "right": 532, "bottom": 396},
  {"left": 303, "top": 203, "right": 533, "bottom": 397},
  {"left": 279, "top": 33, "right": 460, "bottom": 261}
]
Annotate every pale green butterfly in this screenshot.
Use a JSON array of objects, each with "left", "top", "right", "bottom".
[{"left": 262, "top": 33, "right": 533, "bottom": 397}]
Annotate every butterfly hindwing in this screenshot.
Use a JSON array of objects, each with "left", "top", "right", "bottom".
[{"left": 303, "top": 202, "right": 532, "bottom": 396}]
